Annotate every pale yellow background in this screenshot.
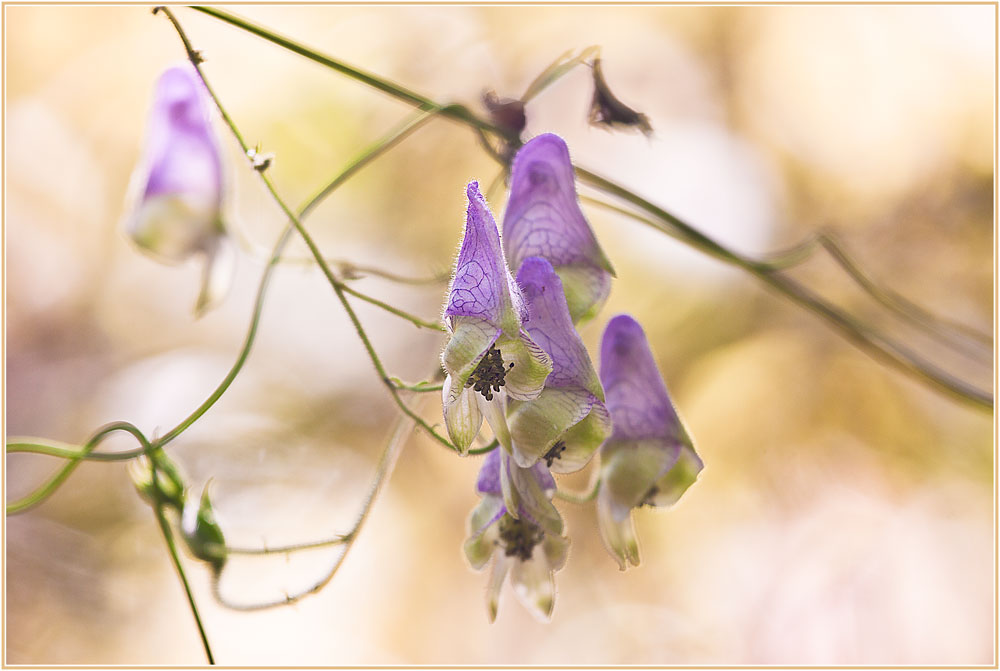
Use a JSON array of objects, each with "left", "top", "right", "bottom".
[{"left": 5, "top": 4, "right": 994, "bottom": 665}]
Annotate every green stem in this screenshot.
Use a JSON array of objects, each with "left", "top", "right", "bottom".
[
  {"left": 575, "top": 168, "right": 993, "bottom": 411},
  {"left": 389, "top": 377, "right": 443, "bottom": 392},
  {"left": 152, "top": 497, "right": 215, "bottom": 664},
  {"left": 340, "top": 283, "right": 445, "bottom": 331},
  {"left": 159, "top": 7, "right": 458, "bottom": 451},
  {"left": 194, "top": 4, "right": 991, "bottom": 411},
  {"left": 189, "top": 6, "right": 500, "bottom": 137},
  {"left": 7, "top": 422, "right": 151, "bottom": 514}
]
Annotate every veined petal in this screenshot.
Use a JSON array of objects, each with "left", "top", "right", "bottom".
[
  {"left": 496, "top": 331, "right": 552, "bottom": 401},
  {"left": 649, "top": 443, "right": 703, "bottom": 508},
  {"left": 517, "top": 257, "right": 603, "bottom": 396},
  {"left": 503, "top": 134, "right": 613, "bottom": 273},
  {"left": 510, "top": 550, "right": 556, "bottom": 622},
  {"left": 597, "top": 489, "right": 641, "bottom": 570},
  {"left": 507, "top": 387, "right": 595, "bottom": 469},
  {"left": 441, "top": 317, "right": 501, "bottom": 402},
  {"left": 600, "top": 314, "right": 687, "bottom": 443},
  {"left": 499, "top": 448, "right": 561, "bottom": 536},
  {"left": 551, "top": 398, "right": 612, "bottom": 474},
  {"left": 502, "top": 134, "right": 614, "bottom": 322},
  {"left": 478, "top": 392, "right": 512, "bottom": 452},
  {"left": 486, "top": 554, "right": 511, "bottom": 623},
  {"left": 444, "top": 182, "right": 524, "bottom": 333},
  {"left": 442, "top": 380, "right": 484, "bottom": 453},
  {"left": 601, "top": 438, "right": 680, "bottom": 512}
]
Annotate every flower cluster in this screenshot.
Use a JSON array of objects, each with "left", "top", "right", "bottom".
[{"left": 442, "top": 134, "right": 702, "bottom": 621}]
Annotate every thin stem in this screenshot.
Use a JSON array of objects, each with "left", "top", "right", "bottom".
[
  {"left": 390, "top": 377, "right": 443, "bottom": 392},
  {"left": 520, "top": 45, "right": 600, "bottom": 102},
  {"left": 468, "top": 439, "right": 499, "bottom": 457},
  {"left": 7, "top": 422, "right": 152, "bottom": 514},
  {"left": 189, "top": 6, "right": 498, "bottom": 136},
  {"left": 219, "top": 535, "right": 348, "bottom": 556},
  {"left": 576, "top": 169, "right": 993, "bottom": 411},
  {"left": 152, "top": 497, "right": 215, "bottom": 664},
  {"left": 211, "top": 411, "right": 414, "bottom": 610},
  {"left": 159, "top": 7, "right": 458, "bottom": 450},
  {"left": 340, "top": 283, "right": 445, "bottom": 332},
  {"left": 194, "top": 4, "right": 991, "bottom": 411}
]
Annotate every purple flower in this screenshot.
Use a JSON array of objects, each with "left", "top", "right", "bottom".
[
  {"left": 505, "top": 257, "right": 611, "bottom": 474},
  {"left": 502, "top": 133, "right": 615, "bottom": 323},
  {"left": 124, "top": 64, "right": 233, "bottom": 313},
  {"left": 464, "top": 448, "right": 569, "bottom": 622},
  {"left": 441, "top": 182, "right": 553, "bottom": 453},
  {"left": 597, "top": 314, "right": 702, "bottom": 570}
]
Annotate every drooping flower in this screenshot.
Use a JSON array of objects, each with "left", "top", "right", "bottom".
[
  {"left": 597, "top": 314, "right": 702, "bottom": 570},
  {"left": 464, "top": 448, "right": 570, "bottom": 622},
  {"left": 505, "top": 256, "right": 611, "bottom": 475},
  {"left": 124, "top": 64, "right": 233, "bottom": 314},
  {"left": 441, "top": 182, "right": 553, "bottom": 453},
  {"left": 588, "top": 57, "right": 653, "bottom": 137},
  {"left": 502, "top": 133, "right": 615, "bottom": 324}
]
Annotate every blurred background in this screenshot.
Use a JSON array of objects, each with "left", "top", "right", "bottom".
[{"left": 5, "top": 4, "right": 994, "bottom": 665}]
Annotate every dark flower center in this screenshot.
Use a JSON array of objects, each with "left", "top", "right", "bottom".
[
  {"left": 641, "top": 485, "right": 659, "bottom": 507},
  {"left": 497, "top": 514, "right": 544, "bottom": 561},
  {"left": 465, "top": 346, "right": 514, "bottom": 401},
  {"left": 543, "top": 440, "right": 567, "bottom": 468}
]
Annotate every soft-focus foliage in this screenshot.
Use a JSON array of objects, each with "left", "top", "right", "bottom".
[{"left": 5, "top": 4, "right": 993, "bottom": 665}]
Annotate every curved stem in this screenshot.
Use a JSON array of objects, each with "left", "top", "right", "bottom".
[
  {"left": 7, "top": 422, "right": 152, "bottom": 514},
  {"left": 340, "top": 283, "right": 445, "bottom": 331},
  {"left": 390, "top": 377, "right": 443, "bottom": 392},
  {"left": 193, "top": 4, "right": 991, "bottom": 411},
  {"left": 211, "top": 410, "right": 413, "bottom": 610},
  {"left": 575, "top": 168, "right": 993, "bottom": 411},
  {"left": 158, "top": 7, "right": 458, "bottom": 450}
]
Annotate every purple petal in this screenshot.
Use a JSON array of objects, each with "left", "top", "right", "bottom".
[
  {"left": 516, "top": 257, "right": 595, "bottom": 389},
  {"left": 477, "top": 446, "right": 555, "bottom": 497},
  {"left": 599, "top": 315, "right": 683, "bottom": 442},
  {"left": 502, "top": 134, "right": 608, "bottom": 271},
  {"left": 141, "top": 65, "right": 222, "bottom": 206},
  {"left": 476, "top": 447, "right": 503, "bottom": 495},
  {"left": 445, "top": 182, "right": 525, "bottom": 326}
]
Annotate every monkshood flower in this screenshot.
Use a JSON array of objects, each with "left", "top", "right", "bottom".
[
  {"left": 124, "top": 64, "right": 233, "bottom": 314},
  {"left": 441, "top": 182, "right": 553, "bottom": 453},
  {"left": 597, "top": 314, "right": 702, "bottom": 570},
  {"left": 505, "top": 257, "right": 611, "bottom": 474},
  {"left": 464, "top": 448, "right": 569, "bottom": 622},
  {"left": 502, "top": 133, "right": 615, "bottom": 324}
]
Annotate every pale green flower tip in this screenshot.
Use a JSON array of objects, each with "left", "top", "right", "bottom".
[
  {"left": 555, "top": 265, "right": 611, "bottom": 325},
  {"left": 464, "top": 535, "right": 492, "bottom": 570},
  {"left": 442, "top": 381, "right": 482, "bottom": 454},
  {"left": 652, "top": 443, "right": 704, "bottom": 507},
  {"left": 193, "top": 233, "right": 235, "bottom": 317}
]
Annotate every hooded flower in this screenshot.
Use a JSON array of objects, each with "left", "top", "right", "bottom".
[
  {"left": 502, "top": 133, "right": 615, "bottom": 324},
  {"left": 597, "top": 314, "right": 702, "bottom": 570},
  {"left": 505, "top": 257, "right": 611, "bottom": 475},
  {"left": 441, "top": 182, "right": 553, "bottom": 453},
  {"left": 464, "top": 448, "right": 570, "bottom": 622},
  {"left": 124, "top": 64, "right": 233, "bottom": 314}
]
